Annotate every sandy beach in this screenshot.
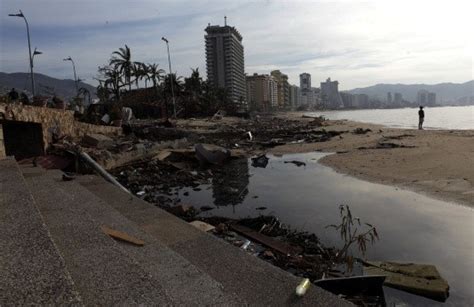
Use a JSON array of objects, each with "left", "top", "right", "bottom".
[{"left": 269, "top": 114, "right": 474, "bottom": 207}]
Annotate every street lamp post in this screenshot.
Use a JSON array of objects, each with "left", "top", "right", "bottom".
[
  {"left": 161, "top": 37, "right": 176, "bottom": 118},
  {"left": 8, "top": 10, "right": 36, "bottom": 96},
  {"left": 63, "top": 56, "right": 78, "bottom": 95},
  {"left": 32, "top": 47, "right": 42, "bottom": 65}
]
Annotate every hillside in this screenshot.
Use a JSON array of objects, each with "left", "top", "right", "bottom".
[
  {"left": 347, "top": 81, "right": 473, "bottom": 104},
  {"left": 0, "top": 72, "right": 96, "bottom": 99}
]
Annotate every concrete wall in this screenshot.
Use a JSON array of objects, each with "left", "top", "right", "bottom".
[
  {"left": 0, "top": 123, "right": 5, "bottom": 158},
  {"left": 0, "top": 103, "right": 121, "bottom": 159}
]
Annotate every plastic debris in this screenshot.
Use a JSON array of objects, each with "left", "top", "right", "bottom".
[
  {"left": 241, "top": 240, "right": 251, "bottom": 250},
  {"left": 296, "top": 278, "right": 310, "bottom": 297}
]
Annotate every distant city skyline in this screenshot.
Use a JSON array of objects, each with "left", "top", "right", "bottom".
[{"left": 1, "top": 0, "right": 472, "bottom": 90}]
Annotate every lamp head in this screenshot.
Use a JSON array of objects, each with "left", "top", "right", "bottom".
[
  {"left": 161, "top": 37, "right": 168, "bottom": 43},
  {"left": 63, "top": 57, "right": 72, "bottom": 61}
]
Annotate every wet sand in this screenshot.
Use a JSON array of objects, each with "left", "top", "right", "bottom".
[{"left": 270, "top": 114, "right": 474, "bottom": 207}]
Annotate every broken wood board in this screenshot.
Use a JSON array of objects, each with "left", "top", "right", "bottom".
[
  {"left": 189, "top": 220, "right": 215, "bottom": 232},
  {"left": 101, "top": 226, "right": 145, "bottom": 246},
  {"left": 363, "top": 261, "right": 449, "bottom": 302},
  {"left": 230, "top": 224, "right": 303, "bottom": 256}
]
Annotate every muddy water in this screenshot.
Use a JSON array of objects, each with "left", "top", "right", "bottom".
[{"left": 177, "top": 152, "right": 473, "bottom": 306}]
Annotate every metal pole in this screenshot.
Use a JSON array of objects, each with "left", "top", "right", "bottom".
[
  {"left": 71, "top": 58, "right": 78, "bottom": 94},
  {"left": 163, "top": 38, "right": 177, "bottom": 118},
  {"left": 21, "top": 11, "right": 35, "bottom": 96}
]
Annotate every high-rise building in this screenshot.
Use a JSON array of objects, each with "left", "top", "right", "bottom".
[
  {"left": 394, "top": 92, "right": 403, "bottom": 105},
  {"left": 270, "top": 70, "right": 290, "bottom": 109},
  {"left": 387, "top": 92, "right": 392, "bottom": 104},
  {"left": 205, "top": 19, "right": 246, "bottom": 108},
  {"left": 299, "top": 73, "right": 316, "bottom": 106},
  {"left": 320, "top": 78, "right": 343, "bottom": 109},
  {"left": 353, "top": 94, "right": 369, "bottom": 108},
  {"left": 417, "top": 90, "right": 436, "bottom": 106},
  {"left": 427, "top": 92, "right": 436, "bottom": 106},
  {"left": 340, "top": 92, "right": 354, "bottom": 108},
  {"left": 299, "top": 73, "right": 311, "bottom": 90},
  {"left": 246, "top": 73, "right": 277, "bottom": 112},
  {"left": 289, "top": 85, "right": 300, "bottom": 109}
]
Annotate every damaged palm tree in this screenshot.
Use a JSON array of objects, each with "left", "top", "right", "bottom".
[{"left": 326, "top": 204, "right": 379, "bottom": 262}]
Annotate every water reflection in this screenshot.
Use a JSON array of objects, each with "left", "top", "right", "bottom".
[
  {"left": 212, "top": 158, "right": 249, "bottom": 208},
  {"left": 178, "top": 152, "right": 474, "bottom": 306}
]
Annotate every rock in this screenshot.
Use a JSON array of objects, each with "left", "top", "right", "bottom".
[
  {"left": 195, "top": 143, "right": 231, "bottom": 165},
  {"left": 82, "top": 133, "right": 114, "bottom": 149},
  {"left": 167, "top": 204, "right": 191, "bottom": 217},
  {"left": 251, "top": 154, "right": 269, "bottom": 168}
]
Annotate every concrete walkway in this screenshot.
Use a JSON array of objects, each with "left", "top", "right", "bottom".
[{"left": 0, "top": 157, "right": 351, "bottom": 306}]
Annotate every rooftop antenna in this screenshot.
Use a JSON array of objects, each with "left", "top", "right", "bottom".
[{"left": 224, "top": 16, "right": 227, "bottom": 26}]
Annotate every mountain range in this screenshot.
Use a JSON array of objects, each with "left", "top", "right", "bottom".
[
  {"left": 0, "top": 72, "right": 96, "bottom": 99},
  {"left": 347, "top": 81, "right": 473, "bottom": 104},
  {"left": 1, "top": 72, "right": 472, "bottom": 105}
]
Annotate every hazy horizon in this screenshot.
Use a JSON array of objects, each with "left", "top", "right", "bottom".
[{"left": 1, "top": 0, "right": 472, "bottom": 90}]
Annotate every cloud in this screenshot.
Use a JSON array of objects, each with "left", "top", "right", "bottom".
[{"left": 1, "top": 0, "right": 472, "bottom": 90}]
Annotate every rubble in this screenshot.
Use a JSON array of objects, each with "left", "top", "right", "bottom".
[
  {"left": 284, "top": 160, "right": 306, "bottom": 167},
  {"left": 82, "top": 133, "right": 114, "bottom": 149},
  {"left": 195, "top": 143, "right": 231, "bottom": 165}
]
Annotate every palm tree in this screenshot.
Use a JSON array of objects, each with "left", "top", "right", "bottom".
[
  {"left": 110, "top": 45, "right": 132, "bottom": 91},
  {"left": 148, "top": 63, "right": 165, "bottom": 97},
  {"left": 78, "top": 87, "right": 91, "bottom": 105},
  {"left": 131, "top": 61, "right": 144, "bottom": 89},
  {"left": 98, "top": 65, "right": 122, "bottom": 101},
  {"left": 141, "top": 63, "right": 151, "bottom": 88}
]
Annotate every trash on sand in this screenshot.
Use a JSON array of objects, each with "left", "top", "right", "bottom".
[
  {"left": 195, "top": 143, "right": 231, "bottom": 165},
  {"left": 189, "top": 220, "right": 215, "bottom": 232},
  {"left": 296, "top": 278, "right": 311, "bottom": 297},
  {"left": 101, "top": 225, "right": 144, "bottom": 246},
  {"left": 353, "top": 128, "right": 372, "bottom": 135},
  {"left": 251, "top": 154, "right": 269, "bottom": 168},
  {"left": 62, "top": 173, "right": 76, "bottom": 181},
  {"left": 241, "top": 240, "right": 251, "bottom": 250},
  {"left": 245, "top": 131, "right": 253, "bottom": 141},
  {"left": 136, "top": 191, "right": 146, "bottom": 196},
  {"left": 362, "top": 260, "right": 450, "bottom": 302},
  {"left": 230, "top": 224, "right": 303, "bottom": 256},
  {"left": 284, "top": 160, "right": 306, "bottom": 167},
  {"left": 155, "top": 151, "right": 172, "bottom": 161},
  {"left": 200, "top": 205, "right": 214, "bottom": 212}
]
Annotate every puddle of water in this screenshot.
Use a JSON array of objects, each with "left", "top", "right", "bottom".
[{"left": 177, "top": 152, "right": 474, "bottom": 306}]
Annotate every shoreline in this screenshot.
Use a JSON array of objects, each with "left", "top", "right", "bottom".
[{"left": 268, "top": 114, "right": 474, "bottom": 207}]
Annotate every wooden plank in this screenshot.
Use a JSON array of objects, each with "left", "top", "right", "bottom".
[
  {"left": 230, "top": 224, "right": 303, "bottom": 256},
  {"left": 101, "top": 226, "right": 145, "bottom": 246},
  {"left": 189, "top": 220, "right": 215, "bottom": 232}
]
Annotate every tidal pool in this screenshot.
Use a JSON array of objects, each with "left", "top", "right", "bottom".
[{"left": 176, "top": 152, "right": 473, "bottom": 306}]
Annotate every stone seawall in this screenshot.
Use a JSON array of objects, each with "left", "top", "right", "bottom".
[{"left": 0, "top": 103, "right": 121, "bottom": 158}]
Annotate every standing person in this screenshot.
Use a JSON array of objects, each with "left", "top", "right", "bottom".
[{"left": 418, "top": 106, "right": 425, "bottom": 130}]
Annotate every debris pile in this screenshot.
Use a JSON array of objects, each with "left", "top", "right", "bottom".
[{"left": 197, "top": 215, "right": 340, "bottom": 281}]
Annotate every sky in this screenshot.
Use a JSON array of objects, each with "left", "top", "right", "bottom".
[{"left": 0, "top": 0, "right": 472, "bottom": 90}]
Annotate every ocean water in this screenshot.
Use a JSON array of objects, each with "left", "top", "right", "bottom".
[
  {"left": 307, "top": 105, "right": 474, "bottom": 130},
  {"left": 179, "top": 153, "right": 474, "bottom": 306}
]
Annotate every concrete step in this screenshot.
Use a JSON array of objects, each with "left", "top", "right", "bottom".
[
  {"left": 24, "top": 169, "right": 173, "bottom": 305},
  {"left": 0, "top": 158, "right": 82, "bottom": 305},
  {"left": 26, "top": 170, "right": 245, "bottom": 306},
  {"left": 79, "top": 174, "right": 352, "bottom": 306}
]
